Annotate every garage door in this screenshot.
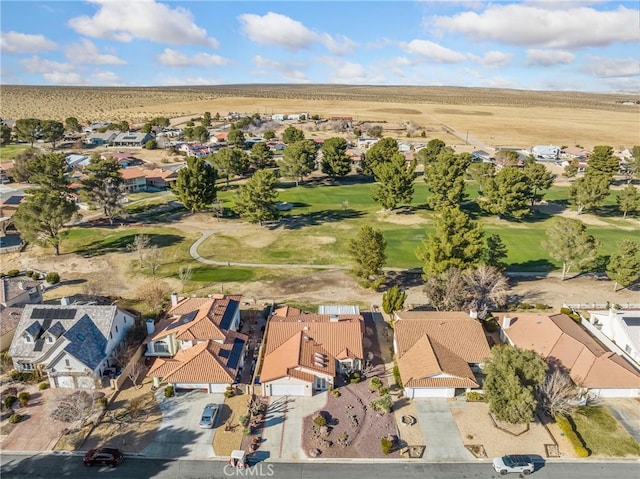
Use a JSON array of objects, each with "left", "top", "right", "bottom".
[
  {"left": 410, "top": 387, "right": 455, "bottom": 398},
  {"left": 173, "top": 382, "right": 209, "bottom": 392},
  {"left": 270, "top": 383, "right": 306, "bottom": 396},
  {"left": 55, "top": 375, "right": 75, "bottom": 388},
  {"left": 597, "top": 389, "right": 639, "bottom": 398}
]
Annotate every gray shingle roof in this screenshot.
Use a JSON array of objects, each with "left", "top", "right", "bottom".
[{"left": 63, "top": 314, "right": 108, "bottom": 370}]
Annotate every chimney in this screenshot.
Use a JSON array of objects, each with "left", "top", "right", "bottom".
[
  {"left": 18, "top": 281, "right": 24, "bottom": 291},
  {"left": 170, "top": 292, "right": 179, "bottom": 307},
  {"left": 330, "top": 314, "right": 339, "bottom": 322},
  {"left": 502, "top": 315, "right": 512, "bottom": 329},
  {"left": 60, "top": 296, "right": 71, "bottom": 306},
  {"left": 145, "top": 318, "right": 155, "bottom": 335},
  {"left": 469, "top": 309, "right": 478, "bottom": 319}
]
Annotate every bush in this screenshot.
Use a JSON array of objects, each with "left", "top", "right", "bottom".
[
  {"left": 7, "top": 269, "right": 20, "bottom": 277},
  {"left": 239, "top": 415, "right": 250, "bottom": 427},
  {"left": 466, "top": 391, "right": 484, "bottom": 402},
  {"left": 164, "top": 385, "right": 175, "bottom": 398},
  {"left": 369, "top": 377, "right": 383, "bottom": 392},
  {"left": 4, "top": 396, "right": 16, "bottom": 409},
  {"left": 39, "top": 382, "right": 49, "bottom": 390},
  {"left": 313, "top": 415, "right": 327, "bottom": 427},
  {"left": 482, "top": 318, "right": 499, "bottom": 333},
  {"left": 96, "top": 397, "right": 108, "bottom": 409},
  {"left": 381, "top": 437, "right": 393, "bottom": 455},
  {"left": 560, "top": 307, "right": 581, "bottom": 323},
  {"left": 45, "top": 272, "right": 60, "bottom": 284},
  {"left": 535, "top": 303, "right": 551, "bottom": 310},
  {"left": 9, "top": 414, "right": 23, "bottom": 424},
  {"left": 369, "top": 394, "right": 393, "bottom": 414},
  {"left": 331, "top": 389, "right": 341, "bottom": 397},
  {"left": 25, "top": 270, "right": 33, "bottom": 278},
  {"left": 10, "top": 371, "right": 35, "bottom": 383},
  {"left": 518, "top": 302, "right": 533, "bottom": 310},
  {"left": 555, "top": 414, "right": 590, "bottom": 457},
  {"left": 18, "top": 392, "right": 30, "bottom": 406},
  {"left": 392, "top": 363, "right": 403, "bottom": 389},
  {"left": 349, "top": 371, "right": 361, "bottom": 384},
  {"left": 224, "top": 385, "right": 236, "bottom": 398}
]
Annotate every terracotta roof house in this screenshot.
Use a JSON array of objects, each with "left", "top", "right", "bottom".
[
  {"left": 498, "top": 312, "right": 640, "bottom": 398},
  {"left": 101, "top": 152, "right": 142, "bottom": 167},
  {"left": 143, "top": 167, "right": 180, "bottom": 190},
  {"left": 393, "top": 311, "right": 491, "bottom": 399},
  {"left": 119, "top": 167, "right": 147, "bottom": 193},
  {"left": 146, "top": 293, "right": 247, "bottom": 393},
  {"left": 259, "top": 310, "right": 364, "bottom": 397},
  {"left": 8, "top": 304, "right": 135, "bottom": 389}
]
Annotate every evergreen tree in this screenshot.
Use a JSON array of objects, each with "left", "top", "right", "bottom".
[
  {"left": 227, "top": 128, "right": 246, "bottom": 148},
  {"left": 616, "top": 184, "right": 640, "bottom": 218},
  {"left": 211, "top": 148, "right": 249, "bottom": 188},
  {"left": 320, "top": 137, "right": 351, "bottom": 178},
  {"left": 348, "top": 225, "right": 387, "bottom": 280},
  {"left": 64, "top": 117, "right": 81, "bottom": 132},
  {"left": 27, "top": 153, "right": 69, "bottom": 191},
  {"left": 41, "top": 120, "right": 65, "bottom": 148},
  {"left": 568, "top": 172, "right": 611, "bottom": 214},
  {"left": 416, "top": 139, "right": 448, "bottom": 166},
  {"left": 424, "top": 151, "right": 470, "bottom": 210},
  {"left": 542, "top": 217, "right": 599, "bottom": 280},
  {"left": 249, "top": 142, "right": 275, "bottom": 170},
  {"left": 484, "top": 345, "right": 547, "bottom": 424},
  {"left": 480, "top": 166, "right": 532, "bottom": 219},
  {"left": 371, "top": 152, "right": 416, "bottom": 210},
  {"left": 588, "top": 145, "right": 619, "bottom": 176},
  {"left": 483, "top": 233, "right": 508, "bottom": 271},
  {"left": 263, "top": 130, "right": 276, "bottom": 140},
  {"left": 466, "top": 162, "right": 495, "bottom": 194},
  {"left": 1, "top": 123, "right": 11, "bottom": 146},
  {"left": 382, "top": 285, "right": 407, "bottom": 316},
  {"left": 280, "top": 139, "right": 317, "bottom": 186},
  {"left": 416, "top": 207, "right": 485, "bottom": 278},
  {"left": 14, "top": 118, "right": 41, "bottom": 147},
  {"left": 192, "top": 125, "right": 210, "bottom": 143},
  {"left": 282, "top": 126, "right": 305, "bottom": 144},
  {"left": 233, "top": 169, "right": 279, "bottom": 225},
  {"left": 362, "top": 137, "right": 398, "bottom": 176},
  {"left": 10, "top": 149, "right": 38, "bottom": 182},
  {"left": 606, "top": 240, "right": 640, "bottom": 291},
  {"left": 201, "top": 111, "right": 212, "bottom": 127},
  {"left": 523, "top": 160, "right": 554, "bottom": 206},
  {"left": 173, "top": 156, "right": 217, "bottom": 213},
  {"left": 81, "top": 157, "right": 126, "bottom": 225}
]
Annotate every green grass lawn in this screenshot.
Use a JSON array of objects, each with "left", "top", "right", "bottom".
[
  {"left": 0, "top": 144, "right": 35, "bottom": 160},
  {"left": 571, "top": 406, "right": 640, "bottom": 457}
]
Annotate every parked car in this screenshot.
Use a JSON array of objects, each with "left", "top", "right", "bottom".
[
  {"left": 83, "top": 448, "right": 124, "bottom": 468},
  {"left": 492, "top": 455, "right": 534, "bottom": 475},
  {"left": 199, "top": 403, "right": 219, "bottom": 429}
]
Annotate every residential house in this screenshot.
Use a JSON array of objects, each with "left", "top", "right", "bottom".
[
  {"left": 111, "top": 131, "right": 154, "bottom": 148},
  {"left": 587, "top": 309, "right": 640, "bottom": 366},
  {"left": 260, "top": 308, "right": 364, "bottom": 397},
  {"left": 471, "top": 150, "right": 494, "bottom": 163},
  {"left": 0, "top": 195, "right": 23, "bottom": 236},
  {"left": 561, "top": 146, "right": 590, "bottom": 160},
  {"left": 0, "top": 276, "right": 44, "bottom": 350},
  {"left": 393, "top": 311, "right": 491, "bottom": 399},
  {"left": 146, "top": 293, "right": 246, "bottom": 393},
  {"left": 65, "top": 154, "right": 91, "bottom": 169},
  {"left": 101, "top": 152, "right": 142, "bottom": 168},
  {"left": 85, "top": 130, "right": 118, "bottom": 146},
  {"left": 271, "top": 114, "right": 287, "bottom": 121},
  {"left": 1, "top": 306, "right": 23, "bottom": 351},
  {"left": 83, "top": 122, "right": 110, "bottom": 134},
  {"left": 212, "top": 132, "right": 228, "bottom": 144},
  {"left": 357, "top": 138, "right": 379, "bottom": 149},
  {"left": 499, "top": 312, "right": 640, "bottom": 398},
  {"left": 120, "top": 167, "right": 147, "bottom": 193},
  {"left": 143, "top": 167, "right": 180, "bottom": 190},
  {"left": 0, "top": 161, "right": 15, "bottom": 183},
  {"left": 9, "top": 303, "right": 135, "bottom": 389},
  {"left": 532, "top": 145, "right": 561, "bottom": 160}
]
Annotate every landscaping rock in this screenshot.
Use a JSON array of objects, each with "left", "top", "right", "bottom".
[{"left": 308, "top": 448, "right": 321, "bottom": 458}]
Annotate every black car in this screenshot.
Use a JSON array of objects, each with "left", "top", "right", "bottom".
[{"left": 83, "top": 447, "right": 124, "bottom": 468}]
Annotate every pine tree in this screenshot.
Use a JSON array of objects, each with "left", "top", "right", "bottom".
[
  {"left": 542, "top": 217, "right": 599, "bottom": 280},
  {"left": 14, "top": 118, "right": 40, "bottom": 147},
  {"left": 523, "top": 160, "right": 554, "bottom": 206},
  {"left": 588, "top": 145, "right": 619, "bottom": 176},
  {"left": 233, "top": 169, "right": 279, "bottom": 225},
  {"left": 568, "top": 172, "right": 611, "bottom": 214},
  {"left": 382, "top": 285, "right": 407, "bottom": 316},
  {"left": 371, "top": 153, "right": 416, "bottom": 210},
  {"left": 320, "top": 137, "right": 351, "bottom": 178},
  {"left": 416, "top": 138, "right": 447, "bottom": 166},
  {"left": 424, "top": 151, "right": 469, "bottom": 210},
  {"left": 249, "top": 142, "right": 275, "bottom": 170},
  {"left": 210, "top": 148, "right": 249, "bottom": 188},
  {"left": 480, "top": 166, "right": 532, "bottom": 219},
  {"left": 362, "top": 137, "right": 398, "bottom": 176},
  {"left": 482, "top": 233, "right": 508, "bottom": 271},
  {"left": 348, "top": 225, "right": 387, "bottom": 280},
  {"left": 173, "top": 156, "right": 217, "bottom": 213},
  {"left": 227, "top": 128, "right": 245, "bottom": 148},
  {"left": 41, "top": 120, "right": 65, "bottom": 148},
  {"left": 282, "top": 126, "right": 305, "bottom": 144},
  {"left": 280, "top": 140, "right": 317, "bottom": 186},
  {"left": 616, "top": 184, "right": 640, "bottom": 218},
  {"left": 81, "top": 157, "right": 126, "bottom": 225},
  {"left": 27, "top": 153, "right": 69, "bottom": 191},
  {"left": 606, "top": 240, "right": 640, "bottom": 291}
]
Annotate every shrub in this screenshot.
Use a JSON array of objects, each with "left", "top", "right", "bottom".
[
  {"left": 381, "top": 437, "right": 393, "bottom": 455},
  {"left": 45, "top": 272, "right": 60, "bottom": 284},
  {"left": 313, "top": 415, "right": 327, "bottom": 427},
  {"left": 224, "top": 386, "right": 236, "bottom": 398},
  {"left": 164, "top": 385, "right": 175, "bottom": 398},
  {"left": 4, "top": 396, "right": 16, "bottom": 409},
  {"left": 560, "top": 307, "right": 581, "bottom": 323},
  {"left": 482, "top": 318, "right": 499, "bottom": 333},
  {"left": 369, "top": 394, "right": 393, "bottom": 414},
  {"left": 392, "top": 363, "right": 403, "bottom": 389},
  {"left": 25, "top": 270, "right": 33, "bottom": 278},
  {"left": 239, "top": 415, "right": 250, "bottom": 427},
  {"left": 535, "top": 303, "right": 551, "bottom": 310},
  {"left": 555, "top": 414, "right": 590, "bottom": 457},
  {"left": 331, "top": 389, "right": 341, "bottom": 398},
  {"left": 7, "top": 269, "right": 20, "bottom": 277},
  {"left": 96, "top": 397, "right": 108, "bottom": 410},
  {"left": 9, "top": 414, "right": 23, "bottom": 424},
  {"left": 369, "top": 377, "right": 383, "bottom": 392},
  {"left": 518, "top": 302, "right": 533, "bottom": 310},
  {"left": 466, "top": 391, "right": 484, "bottom": 402},
  {"left": 349, "top": 371, "right": 361, "bottom": 384},
  {"left": 39, "top": 382, "right": 49, "bottom": 390},
  {"left": 18, "top": 392, "right": 30, "bottom": 406},
  {"left": 10, "top": 371, "right": 35, "bottom": 382}
]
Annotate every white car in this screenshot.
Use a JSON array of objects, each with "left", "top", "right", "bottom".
[
  {"left": 492, "top": 455, "right": 534, "bottom": 475},
  {"left": 198, "top": 403, "right": 219, "bottom": 429}
]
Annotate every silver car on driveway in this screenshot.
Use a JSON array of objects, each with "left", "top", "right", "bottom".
[
  {"left": 198, "top": 403, "right": 219, "bottom": 429},
  {"left": 492, "top": 455, "right": 534, "bottom": 475}
]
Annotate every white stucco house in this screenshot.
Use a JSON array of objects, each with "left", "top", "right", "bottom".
[{"left": 588, "top": 309, "right": 640, "bottom": 366}]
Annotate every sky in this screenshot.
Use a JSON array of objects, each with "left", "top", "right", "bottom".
[{"left": 1, "top": 0, "right": 638, "bottom": 92}]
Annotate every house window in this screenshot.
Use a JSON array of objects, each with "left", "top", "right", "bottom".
[
  {"left": 22, "top": 333, "right": 33, "bottom": 344},
  {"left": 115, "top": 325, "right": 118, "bottom": 333},
  {"left": 65, "top": 359, "right": 71, "bottom": 368},
  {"left": 47, "top": 336, "right": 54, "bottom": 344},
  {"left": 154, "top": 342, "right": 169, "bottom": 353},
  {"left": 625, "top": 345, "right": 632, "bottom": 354},
  {"left": 19, "top": 362, "right": 34, "bottom": 371},
  {"left": 109, "top": 332, "right": 113, "bottom": 340}
]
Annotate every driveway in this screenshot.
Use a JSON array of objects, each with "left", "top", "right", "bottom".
[
  {"left": 259, "top": 393, "right": 327, "bottom": 461},
  {"left": 141, "top": 390, "right": 224, "bottom": 460},
  {"left": 603, "top": 398, "right": 640, "bottom": 443},
  {"left": 414, "top": 399, "right": 473, "bottom": 461}
]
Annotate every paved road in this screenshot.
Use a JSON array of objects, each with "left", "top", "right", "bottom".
[{"left": 2, "top": 454, "right": 639, "bottom": 479}]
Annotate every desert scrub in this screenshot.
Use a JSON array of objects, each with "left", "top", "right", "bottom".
[{"left": 164, "top": 385, "right": 175, "bottom": 398}]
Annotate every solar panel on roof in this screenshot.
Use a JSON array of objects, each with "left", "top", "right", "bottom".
[
  {"left": 226, "top": 338, "right": 244, "bottom": 370},
  {"left": 31, "top": 308, "right": 76, "bottom": 320},
  {"left": 33, "top": 339, "right": 45, "bottom": 352}
]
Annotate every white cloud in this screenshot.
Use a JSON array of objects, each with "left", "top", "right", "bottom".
[
  {"left": 527, "top": 49, "right": 575, "bottom": 66},
  {"left": 317, "top": 57, "right": 385, "bottom": 84},
  {"left": 91, "top": 70, "right": 123, "bottom": 85},
  {"left": 43, "top": 72, "right": 84, "bottom": 85},
  {"left": 68, "top": 0, "right": 218, "bottom": 47},
  {"left": 239, "top": 12, "right": 316, "bottom": 51},
  {"left": 320, "top": 33, "right": 357, "bottom": 55},
  {"left": 65, "top": 39, "right": 125, "bottom": 65},
  {"left": 0, "top": 31, "right": 57, "bottom": 54},
  {"left": 162, "top": 76, "right": 219, "bottom": 86},
  {"left": 253, "top": 55, "right": 309, "bottom": 82},
  {"left": 430, "top": 4, "right": 639, "bottom": 49},
  {"left": 157, "top": 48, "right": 230, "bottom": 67},
  {"left": 402, "top": 40, "right": 467, "bottom": 63},
  {"left": 20, "top": 56, "right": 74, "bottom": 73},
  {"left": 471, "top": 50, "right": 513, "bottom": 69},
  {"left": 584, "top": 56, "right": 640, "bottom": 78}
]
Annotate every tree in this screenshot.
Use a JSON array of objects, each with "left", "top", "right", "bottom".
[
  {"left": 348, "top": 225, "right": 387, "bottom": 280},
  {"left": 227, "top": 128, "right": 246, "bottom": 149},
  {"left": 463, "top": 265, "right": 510, "bottom": 319},
  {"left": 10, "top": 148, "right": 38, "bottom": 182},
  {"left": 127, "top": 234, "right": 151, "bottom": 269},
  {"left": 466, "top": 162, "right": 495, "bottom": 194},
  {"left": 249, "top": 141, "right": 275, "bottom": 170},
  {"left": 617, "top": 184, "right": 640, "bottom": 218},
  {"left": 233, "top": 169, "right": 280, "bottom": 225},
  {"left": 13, "top": 189, "right": 77, "bottom": 256},
  {"left": 382, "top": 285, "right": 407, "bottom": 316},
  {"left": 588, "top": 145, "right": 619, "bottom": 176},
  {"left": 0, "top": 123, "right": 11, "bottom": 145},
  {"left": 192, "top": 125, "right": 210, "bottom": 143},
  {"left": 484, "top": 345, "right": 547, "bottom": 424},
  {"left": 480, "top": 166, "right": 532, "bottom": 219},
  {"left": 50, "top": 390, "right": 97, "bottom": 428},
  {"left": 371, "top": 153, "right": 416, "bottom": 210},
  {"left": 482, "top": 234, "right": 508, "bottom": 271},
  {"left": 523, "top": 160, "right": 554, "bottom": 206},
  {"left": 320, "top": 137, "right": 351, "bottom": 178},
  {"left": 366, "top": 125, "right": 383, "bottom": 138},
  {"left": 628, "top": 145, "right": 640, "bottom": 179},
  {"left": 362, "top": 137, "right": 398, "bottom": 176},
  {"left": 537, "top": 368, "right": 577, "bottom": 418},
  {"left": 280, "top": 139, "right": 317, "bottom": 186},
  {"left": 145, "top": 139, "right": 157, "bottom": 150},
  {"left": 64, "top": 117, "right": 81, "bottom": 132},
  {"left": 182, "top": 126, "right": 194, "bottom": 140},
  {"left": 568, "top": 172, "right": 611, "bottom": 213},
  {"left": 424, "top": 151, "right": 470, "bottom": 210},
  {"left": 416, "top": 139, "right": 447, "bottom": 166},
  {"left": 423, "top": 267, "right": 466, "bottom": 311},
  {"left": 173, "top": 156, "right": 217, "bottom": 212},
  {"left": 26, "top": 153, "right": 69, "bottom": 191},
  {"left": 145, "top": 245, "right": 162, "bottom": 279},
  {"left": 178, "top": 265, "right": 193, "bottom": 292},
  {"left": 81, "top": 157, "right": 126, "bottom": 225},
  {"left": 282, "top": 126, "right": 305, "bottom": 144},
  {"left": 210, "top": 148, "right": 248, "bottom": 188},
  {"left": 494, "top": 150, "right": 520, "bottom": 167},
  {"left": 563, "top": 160, "right": 578, "bottom": 178},
  {"left": 416, "top": 207, "right": 485, "bottom": 277},
  {"left": 263, "top": 130, "right": 276, "bottom": 140},
  {"left": 542, "top": 217, "right": 599, "bottom": 280},
  {"left": 135, "top": 280, "right": 170, "bottom": 314},
  {"left": 606, "top": 240, "right": 640, "bottom": 291},
  {"left": 41, "top": 120, "right": 65, "bottom": 148},
  {"left": 14, "top": 118, "right": 40, "bottom": 146},
  {"left": 202, "top": 111, "right": 212, "bottom": 127}
]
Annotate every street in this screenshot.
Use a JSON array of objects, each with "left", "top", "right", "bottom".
[{"left": 1, "top": 454, "right": 638, "bottom": 479}]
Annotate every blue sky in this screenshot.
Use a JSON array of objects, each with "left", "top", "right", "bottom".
[{"left": 1, "top": 1, "right": 638, "bottom": 92}]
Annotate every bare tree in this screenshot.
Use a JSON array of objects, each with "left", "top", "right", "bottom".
[
  {"left": 127, "top": 234, "right": 151, "bottom": 269},
  {"left": 178, "top": 265, "right": 193, "bottom": 292},
  {"left": 145, "top": 244, "right": 162, "bottom": 279},
  {"left": 126, "top": 360, "right": 145, "bottom": 389},
  {"left": 423, "top": 267, "right": 466, "bottom": 311},
  {"left": 537, "top": 368, "right": 577, "bottom": 418},
  {"left": 135, "top": 280, "right": 170, "bottom": 314},
  {"left": 463, "top": 264, "right": 510, "bottom": 319},
  {"left": 50, "top": 390, "right": 97, "bottom": 428}
]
